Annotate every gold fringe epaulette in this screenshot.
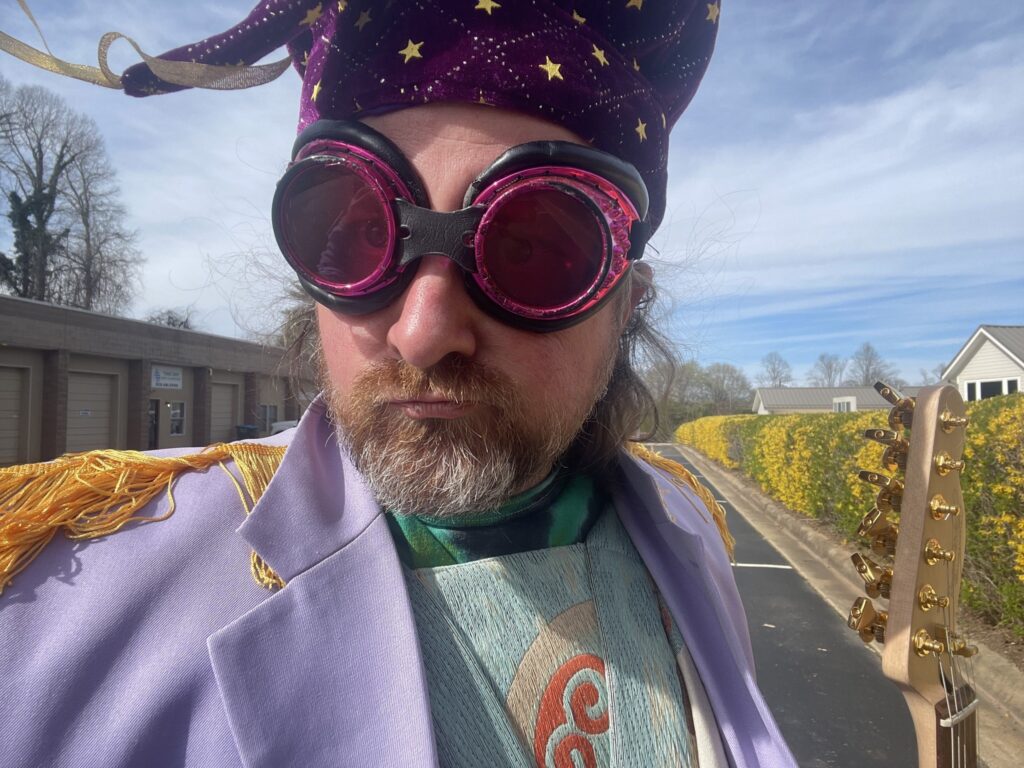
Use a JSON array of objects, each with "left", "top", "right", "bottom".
[
  {"left": 628, "top": 443, "right": 735, "bottom": 560},
  {"left": 0, "top": 443, "right": 286, "bottom": 596}
]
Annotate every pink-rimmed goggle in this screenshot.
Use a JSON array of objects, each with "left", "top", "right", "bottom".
[{"left": 272, "top": 120, "right": 650, "bottom": 331}]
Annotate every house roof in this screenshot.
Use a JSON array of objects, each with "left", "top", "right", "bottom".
[
  {"left": 943, "top": 325, "right": 1024, "bottom": 380},
  {"left": 752, "top": 386, "right": 921, "bottom": 412}
]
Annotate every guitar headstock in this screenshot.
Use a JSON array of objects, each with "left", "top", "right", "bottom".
[{"left": 847, "top": 382, "right": 978, "bottom": 767}]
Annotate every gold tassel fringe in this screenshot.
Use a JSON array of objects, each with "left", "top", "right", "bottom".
[
  {"left": 0, "top": 443, "right": 286, "bottom": 595},
  {"left": 2, "top": 440, "right": 732, "bottom": 596},
  {"left": 628, "top": 443, "right": 735, "bottom": 560}
]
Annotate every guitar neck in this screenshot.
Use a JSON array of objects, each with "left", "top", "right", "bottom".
[
  {"left": 904, "top": 684, "right": 977, "bottom": 768},
  {"left": 848, "top": 383, "right": 979, "bottom": 768}
]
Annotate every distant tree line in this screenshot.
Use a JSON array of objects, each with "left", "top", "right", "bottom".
[
  {"left": 0, "top": 75, "right": 141, "bottom": 314},
  {"left": 758, "top": 342, "right": 947, "bottom": 390},
  {"left": 644, "top": 359, "right": 754, "bottom": 433},
  {"left": 647, "top": 341, "right": 949, "bottom": 433}
]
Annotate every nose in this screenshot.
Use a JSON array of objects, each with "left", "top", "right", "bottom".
[{"left": 386, "top": 255, "right": 480, "bottom": 368}]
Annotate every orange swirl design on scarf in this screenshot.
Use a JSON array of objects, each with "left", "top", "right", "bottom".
[{"left": 533, "top": 653, "right": 609, "bottom": 767}]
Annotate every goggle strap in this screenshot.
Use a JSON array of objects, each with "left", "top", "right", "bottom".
[
  {"left": 392, "top": 199, "right": 484, "bottom": 272},
  {"left": 627, "top": 219, "right": 652, "bottom": 261}
]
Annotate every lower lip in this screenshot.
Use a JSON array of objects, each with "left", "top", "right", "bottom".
[{"left": 392, "top": 401, "right": 475, "bottom": 420}]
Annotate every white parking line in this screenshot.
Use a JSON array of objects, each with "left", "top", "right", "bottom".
[{"left": 732, "top": 563, "right": 793, "bottom": 570}]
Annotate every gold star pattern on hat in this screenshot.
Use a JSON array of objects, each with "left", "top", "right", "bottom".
[
  {"left": 635, "top": 117, "right": 647, "bottom": 141},
  {"left": 706, "top": 2, "right": 720, "bottom": 23},
  {"left": 572, "top": 9, "right": 586, "bottom": 24},
  {"left": 355, "top": 9, "right": 372, "bottom": 31},
  {"left": 539, "top": 56, "right": 563, "bottom": 81},
  {"left": 626, "top": 0, "right": 644, "bottom": 10},
  {"left": 591, "top": 44, "right": 608, "bottom": 67},
  {"left": 475, "top": 0, "right": 501, "bottom": 14},
  {"left": 301, "top": 3, "right": 323, "bottom": 26},
  {"left": 312, "top": 79, "right": 322, "bottom": 101},
  {"left": 337, "top": 0, "right": 347, "bottom": 11},
  {"left": 632, "top": 57, "right": 640, "bottom": 72},
  {"left": 399, "top": 39, "right": 424, "bottom": 63}
]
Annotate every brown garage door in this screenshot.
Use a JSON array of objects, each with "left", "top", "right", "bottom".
[
  {"left": 0, "top": 366, "right": 26, "bottom": 466},
  {"left": 211, "top": 383, "right": 238, "bottom": 443},
  {"left": 67, "top": 372, "right": 115, "bottom": 453}
]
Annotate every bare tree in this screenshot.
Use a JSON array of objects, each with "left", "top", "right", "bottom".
[
  {"left": 52, "top": 144, "right": 142, "bottom": 313},
  {"left": 700, "top": 362, "right": 753, "bottom": 415},
  {"left": 918, "top": 363, "right": 948, "bottom": 385},
  {"left": 806, "top": 352, "right": 847, "bottom": 387},
  {"left": 146, "top": 307, "right": 197, "bottom": 330},
  {"left": 0, "top": 77, "right": 141, "bottom": 311},
  {"left": 756, "top": 351, "right": 794, "bottom": 387},
  {"left": 844, "top": 342, "right": 899, "bottom": 387}
]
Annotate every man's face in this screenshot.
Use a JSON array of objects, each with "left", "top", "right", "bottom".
[{"left": 318, "top": 103, "right": 633, "bottom": 518}]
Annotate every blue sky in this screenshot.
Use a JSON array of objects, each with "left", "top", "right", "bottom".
[{"left": 2, "top": 0, "right": 1022, "bottom": 384}]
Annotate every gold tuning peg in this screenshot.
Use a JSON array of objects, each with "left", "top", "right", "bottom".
[
  {"left": 863, "top": 428, "right": 909, "bottom": 472},
  {"left": 874, "top": 381, "right": 915, "bottom": 430},
  {"left": 857, "top": 470, "right": 903, "bottom": 513},
  {"left": 914, "top": 629, "right": 946, "bottom": 658},
  {"left": 934, "top": 452, "right": 965, "bottom": 476},
  {"left": 858, "top": 470, "right": 900, "bottom": 490},
  {"left": 924, "top": 538, "right": 956, "bottom": 565},
  {"left": 940, "top": 409, "right": 969, "bottom": 433},
  {"left": 929, "top": 494, "right": 961, "bottom": 520},
  {"left": 918, "top": 584, "right": 950, "bottom": 612},
  {"left": 935, "top": 627, "right": 979, "bottom": 658},
  {"left": 848, "top": 597, "right": 887, "bottom": 644},
  {"left": 857, "top": 508, "right": 899, "bottom": 557},
  {"left": 851, "top": 552, "right": 893, "bottom": 599},
  {"left": 863, "top": 428, "right": 902, "bottom": 445}
]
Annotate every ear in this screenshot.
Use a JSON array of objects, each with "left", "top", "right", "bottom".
[{"left": 621, "top": 262, "right": 652, "bottom": 325}]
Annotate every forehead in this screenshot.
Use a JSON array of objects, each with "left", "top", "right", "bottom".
[{"left": 360, "top": 104, "right": 586, "bottom": 196}]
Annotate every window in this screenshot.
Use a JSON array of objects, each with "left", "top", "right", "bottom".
[
  {"left": 980, "top": 381, "right": 1003, "bottom": 399},
  {"left": 168, "top": 402, "right": 186, "bottom": 436},
  {"left": 833, "top": 397, "right": 856, "bottom": 413},
  {"left": 966, "top": 379, "right": 1020, "bottom": 401},
  {"left": 259, "top": 404, "right": 278, "bottom": 434}
]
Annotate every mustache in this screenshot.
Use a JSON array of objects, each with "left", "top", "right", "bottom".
[{"left": 353, "top": 356, "right": 516, "bottom": 406}]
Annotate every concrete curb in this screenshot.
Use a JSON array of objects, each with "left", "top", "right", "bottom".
[{"left": 661, "top": 444, "right": 1024, "bottom": 745}]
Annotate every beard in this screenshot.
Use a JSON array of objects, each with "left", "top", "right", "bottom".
[{"left": 323, "top": 354, "right": 613, "bottom": 520}]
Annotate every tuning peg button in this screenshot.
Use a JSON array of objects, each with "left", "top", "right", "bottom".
[
  {"left": 851, "top": 553, "right": 893, "bottom": 599},
  {"left": 848, "top": 597, "right": 888, "bottom": 644},
  {"left": 858, "top": 470, "right": 904, "bottom": 513},
  {"left": 857, "top": 508, "right": 899, "bottom": 558}
]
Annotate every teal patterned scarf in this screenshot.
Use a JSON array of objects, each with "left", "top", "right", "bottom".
[{"left": 386, "top": 471, "right": 602, "bottom": 569}]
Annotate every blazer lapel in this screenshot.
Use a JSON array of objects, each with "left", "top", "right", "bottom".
[
  {"left": 208, "top": 398, "right": 438, "bottom": 768},
  {"left": 614, "top": 453, "right": 797, "bottom": 768}
]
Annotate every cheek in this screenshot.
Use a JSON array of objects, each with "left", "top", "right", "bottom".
[
  {"left": 512, "top": 310, "right": 620, "bottom": 403},
  {"left": 316, "top": 305, "right": 374, "bottom": 397}
]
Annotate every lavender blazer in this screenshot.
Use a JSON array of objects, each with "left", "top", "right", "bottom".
[{"left": 0, "top": 397, "right": 795, "bottom": 767}]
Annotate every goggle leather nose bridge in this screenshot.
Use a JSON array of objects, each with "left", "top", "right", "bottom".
[{"left": 393, "top": 199, "right": 485, "bottom": 274}]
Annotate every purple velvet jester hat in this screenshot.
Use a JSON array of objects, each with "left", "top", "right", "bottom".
[{"left": 119, "top": 0, "right": 721, "bottom": 230}]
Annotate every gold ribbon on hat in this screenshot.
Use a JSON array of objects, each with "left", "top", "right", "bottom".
[{"left": 1, "top": 0, "right": 291, "bottom": 91}]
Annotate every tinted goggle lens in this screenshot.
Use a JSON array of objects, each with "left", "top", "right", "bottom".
[
  {"left": 476, "top": 185, "right": 607, "bottom": 312},
  {"left": 278, "top": 159, "right": 395, "bottom": 292}
]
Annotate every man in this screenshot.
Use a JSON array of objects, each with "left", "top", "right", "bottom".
[{"left": 0, "top": 2, "right": 795, "bottom": 766}]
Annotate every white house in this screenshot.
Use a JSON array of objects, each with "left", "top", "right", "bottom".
[{"left": 942, "top": 325, "right": 1023, "bottom": 402}]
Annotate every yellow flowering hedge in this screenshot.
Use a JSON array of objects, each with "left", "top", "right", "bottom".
[{"left": 675, "top": 394, "right": 1024, "bottom": 636}]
